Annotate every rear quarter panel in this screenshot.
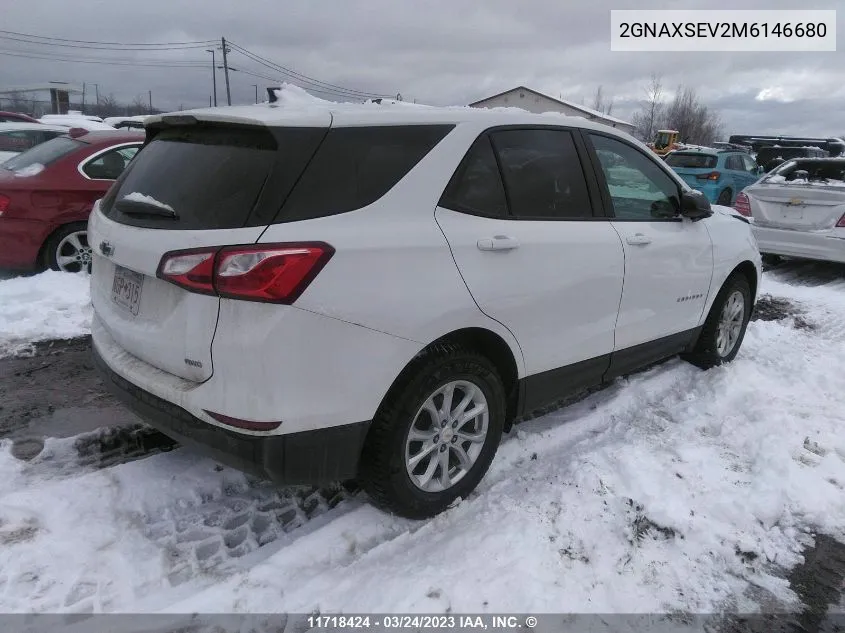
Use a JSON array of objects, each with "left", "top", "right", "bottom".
[{"left": 257, "top": 121, "right": 527, "bottom": 378}]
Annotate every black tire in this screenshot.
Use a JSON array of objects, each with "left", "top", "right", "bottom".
[
  {"left": 358, "top": 344, "right": 506, "bottom": 519},
  {"left": 45, "top": 222, "right": 92, "bottom": 273},
  {"left": 683, "top": 273, "right": 752, "bottom": 369},
  {"left": 716, "top": 189, "right": 733, "bottom": 205}
]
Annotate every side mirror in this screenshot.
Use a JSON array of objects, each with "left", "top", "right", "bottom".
[{"left": 680, "top": 189, "right": 713, "bottom": 219}]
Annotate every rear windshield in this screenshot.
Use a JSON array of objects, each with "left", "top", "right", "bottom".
[
  {"left": 664, "top": 153, "right": 717, "bottom": 169},
  {"left": 765, "top": 160, "right": 845, "bottom": 185},
  {"left": 1, "top": 136, "right": 80, "bottom": 172},
  {"left": 102, "top": 125, "right": 326, "bottom": 230},
  {"left": 102, "top": 123, "right": 454, "bottom": 230}
]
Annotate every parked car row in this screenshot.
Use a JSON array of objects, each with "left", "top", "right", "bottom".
[
  {"left": 0, "top": 130, "right": 144, "bottom": 272},
  {"left": 660, "top": 136, "right": 845, "bottom": 266}
]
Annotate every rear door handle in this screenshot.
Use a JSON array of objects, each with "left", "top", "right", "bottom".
[
  {"left": 477, "top": 235, "right": 520, "bottom": 251},
  {"left": 626, "top": 233, "right": 652, "bottom": 246}
]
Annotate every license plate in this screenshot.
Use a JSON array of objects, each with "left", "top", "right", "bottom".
[
  {"left": 780, "top": 207, "right": 804, "bottom": 220},
  {"left": 111, "top": 266, "right": 144, "bottom": 316}
]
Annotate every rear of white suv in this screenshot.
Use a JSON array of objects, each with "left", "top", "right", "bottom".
[{"left": 91, "top": 104, "right": 760, "bottom": 519}]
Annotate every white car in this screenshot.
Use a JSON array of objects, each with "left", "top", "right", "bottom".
[
  {"left": 735, "top": 158, "right": 845, "bottom": 264},
  {"left": 38, "top": 115, "right": 115, "bottom": 131},
  {"left": 89, "top": 104, "right": 762, "bottom": 518},
  {"left": 0, "top": 122, "right": 70, "bottom": 163}
]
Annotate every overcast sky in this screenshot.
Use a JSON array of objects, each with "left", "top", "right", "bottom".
[{"left": 3, "top": 0, "right": 844, "bottom": 137}]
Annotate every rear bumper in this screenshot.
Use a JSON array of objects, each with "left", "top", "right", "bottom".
[
  {"left": 751, "top": 224, "right": 845, "bottom": 264},
  {"left": 93, "top": 343, "right": 370, "bottom": 485}
]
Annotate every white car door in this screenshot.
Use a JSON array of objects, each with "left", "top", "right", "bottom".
[
  {"left": 583, "top": 132, "right": 714, "bottom": 376},
  {"left": 435, "top": 127, "right": 625, "bottom": 411}
]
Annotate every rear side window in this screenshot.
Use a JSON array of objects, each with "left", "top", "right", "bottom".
[
  {"left": 1, "top": 136, "right": 81, "bottom": 172},
  {"left": 664, "top": 153, "right": 717, "bottom": 169},
  {"left": 724, "top": 155, "right": 744, "bottom": 170},
  {"left": 279, "top": 125, "right": 454, "bottom": 222},
  {"left": 102, "top": 125, "right": 325, "bottom": 230},
  {"left": 491, "top": 129, "right": 593, "bottom": 219},
  {"left": 439, "top": 136, "right": 507, "bottom": 218}
]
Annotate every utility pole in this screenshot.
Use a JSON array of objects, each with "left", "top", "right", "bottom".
[
  {"left": 221, "top": 37, "right": 232, "bottom": 106},
  {"left": 81, "top": 83, "right": 86, "bottom": 111},
  {"left": 252, "top": 84, "right": 258, "bottom": 104},
  {"left": 94, "top": 83, "right": 99, "bottom": 105},
  {"left": 148, "top": 90, "right": 152, "bottom": 113},
  {"left": 206, "top": 48, "right": 217, "bottom": 106}
]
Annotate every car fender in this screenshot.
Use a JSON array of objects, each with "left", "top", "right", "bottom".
[{"left": 701, "top": 204, "right": 762, "bottom": 320}]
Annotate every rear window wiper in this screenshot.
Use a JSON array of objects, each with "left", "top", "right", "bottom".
[{"left": 114, "top": 199, "right": 179, "bottom": 219}]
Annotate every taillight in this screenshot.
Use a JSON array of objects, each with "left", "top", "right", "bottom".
[
  {"left": 696, "top": 171, "right": 721, "bottom": 181},
  {"left": 837, "top": 213, "right": 845, "bottom": 228},
  {"left": 158, "top": 249, "right": 216, "bottom": 295},
  {"left": 157, "top": 242, "right": 334, "bottom": 304},
  {"left": 0, "top": 194, "right": 9, "bottom": 216},
  {"left": 734, "top": 192, "right": 752, "bottom": 217}
]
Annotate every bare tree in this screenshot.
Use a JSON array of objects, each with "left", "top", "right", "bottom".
[
  {"left": 591, "top": 85, "right": 615, "bottom": 115},
  {"left": 127, "top": 94, "right": 148, "bottom": 116},
  {"left": 0, "top": 91, "right": 37, "bottom": 115},
  {"left": 631, "top": 74, "right": 664, "bottom": 142},
  {"left": 661, "top": 85, "right": 722, "bottom": 146},
  {"left": 89, "top": 93, "right": 121, "bottom": 118}
]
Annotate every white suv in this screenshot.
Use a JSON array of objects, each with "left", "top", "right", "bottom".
[{"left": 89, "top": 103, "right": 761, "bottom": 518}]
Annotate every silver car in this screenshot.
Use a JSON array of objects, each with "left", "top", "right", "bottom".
[{"left": 735, "top": 158, "right": 845, "bottom": 264}]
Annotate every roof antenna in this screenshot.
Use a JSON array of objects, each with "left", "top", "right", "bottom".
[{"left": 267, "top": 87, "right": 281, "bottom": 103}]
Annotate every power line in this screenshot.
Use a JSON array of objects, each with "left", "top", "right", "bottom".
[
  {"left": 0, "top": 34, "right": 214, "bottom": 51},
  {"left": 0, "top": 49, "right": 208, "bottom": 68},
  {"left": 226, "top": 41, "right": 391, "bottom": 100},
  {"left": 0, "top": 29, "right": 215, "bottom": 47}
]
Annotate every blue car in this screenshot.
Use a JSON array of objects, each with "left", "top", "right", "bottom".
[{"left": 664, "top": 148, "right": 764, "bottom": 206}]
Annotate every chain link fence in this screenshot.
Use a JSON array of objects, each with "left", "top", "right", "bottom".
[{"left": 0, "top": 97, "right": 162, "bottom": 119}]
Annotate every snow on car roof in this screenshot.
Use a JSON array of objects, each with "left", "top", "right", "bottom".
[
  {"left": 145, "top": 83, "right": 639, "bottom": 135},
  {"left": 0, "top": 122, "right": 70, "bottom": 132},
  {"left": 37, "top": 117, "right": 115, "bottom": 131}
]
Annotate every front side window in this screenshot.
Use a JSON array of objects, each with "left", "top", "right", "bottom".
[
  {"left": 491, "top": 129, "right": 593, "bottom": 219},
  {"left": 82, "top": 145, "right": 139, "bottom": 180},
  {"left": 439, "top": 135, "right": 507, "bottom": 218},
  {"left": 588, "top": 133, "right": 680, "bottom": 220}
]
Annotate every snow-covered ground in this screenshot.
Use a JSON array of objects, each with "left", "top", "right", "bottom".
[
  {"left": 0, "top": 265, "right": 843, "bottom": 617},
  {"left": 0, "top": 271, "right": 91, "bottom": 358}
]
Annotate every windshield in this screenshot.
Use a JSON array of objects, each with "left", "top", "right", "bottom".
[
  {"left": 665, "top": 153, "right": 717, "bottom": 169},
  {"left": 765, "top": 160, "right": 845, "bottom": 185},
  {"left": 1, "top": 136, "right": 83, "bottom": 172},
  {"left": 655, "top": 131, "right": 673, "bottom": 148}
]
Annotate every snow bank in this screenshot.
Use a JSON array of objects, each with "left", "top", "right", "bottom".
[
  {"left": 0, "top": 271, "right": 91, "bottom": 358},
  {"left": 1, "top": 275, "right": 842, "bottom": 616}
]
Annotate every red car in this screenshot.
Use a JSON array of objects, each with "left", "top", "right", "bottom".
[
  {"left": 0, "top": 130, "right": 144, "bottom": 272},
  {"left": 0, "top": 111, "right": 41, "bottom": 124}
]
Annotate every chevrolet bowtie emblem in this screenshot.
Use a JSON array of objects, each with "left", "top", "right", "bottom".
[
  {"left": 788, "top": 198, "right": 803, "bottom": 206},
  {"left": 100, "top": 241, "right": 114, "bottom": 257}
]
